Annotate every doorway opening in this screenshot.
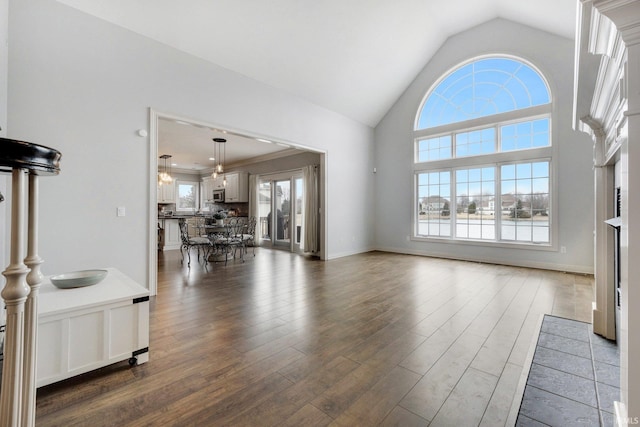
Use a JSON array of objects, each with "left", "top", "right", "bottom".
[{"left": 148, "top": 109, "right": 327, "bottom": 295}]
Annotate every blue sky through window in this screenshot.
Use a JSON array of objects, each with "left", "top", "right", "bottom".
[{"left": 417, "top": 57, "right": 550, "bottom": 129}]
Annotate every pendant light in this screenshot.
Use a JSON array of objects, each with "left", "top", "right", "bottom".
[
  {"left": 211, "top": 140, "right": 217, "bottom": 179},
  {"left": 158, "top": 154, "right": 173, "bottom": 185},
  {"left": 211, "top": 138, "right": 226, "bottom": 183}
]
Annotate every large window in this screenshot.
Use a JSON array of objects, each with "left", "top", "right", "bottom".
[{"left": 414, "top": 56, "right": 553, "bottom": 246}]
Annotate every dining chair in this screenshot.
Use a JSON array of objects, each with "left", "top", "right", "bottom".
[
  {"left": 178, "top": 219, "right": 212, "bottom": 267},
  {"left": 227, "top": 219, "right": 247, "bottom": 261},
  {"left": 207, "top": 219, "right": 244, "bottom": 266},
  {"left": 241, "top": 216, "right": 257, "bottom": 256},
  {"left": 186, "top": 215, "right": 207, "bottom": 238}
]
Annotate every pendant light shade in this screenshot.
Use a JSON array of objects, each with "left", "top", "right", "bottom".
[
  {"left": 211, "top": 138, "right": 226, "bottom": 180},
  {"left": 158, "top": 154, "right": 173, "bottom": 185}
]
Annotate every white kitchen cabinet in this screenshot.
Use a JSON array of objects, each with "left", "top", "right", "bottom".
[
  {"left": 37, "top": 268, "right": 150, "bottom": 388},
  {"left": 212, "top": 175, "right": 225, "bottom": 190},
  {"left": 159, "top": 218, "right": 181, "bottom": 250},
  {"left": 157, "top": 181, "right": 176, "bottom": 203},
  {"left": 224, "top": 172, "right": 249, "bottom": 202},
  {"left": 201, "top": 175, "right": 225, "bottom": 200},
  {"left": 202, "top": 176, "right": 214, "bottom": 201},
  {"left": 202, "top": 173, "right": 248, "bottom": 203}
]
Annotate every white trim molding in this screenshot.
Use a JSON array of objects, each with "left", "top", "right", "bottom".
[
  {"left": 575, "top": 0, "right": 640, "bottom": 422},
  {"left": 594, "top": 0, "right": 640, "bottom": 46}
]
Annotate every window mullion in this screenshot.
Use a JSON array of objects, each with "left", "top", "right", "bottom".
[
  {"left": 496, "top": 164, "right": 502, "bottom": 241},
  {"left": 451, "top": 168, "right": 457, "bottom": 239}
]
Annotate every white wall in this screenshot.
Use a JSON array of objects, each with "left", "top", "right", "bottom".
[
  {"left": 0, "top": 0, "right": 6, "bottom": 139},
  {"left": 374, "top": 19, "right": 595, "bottom": 273},
  {"left": 1, "top": 0, "right": 9, "bottom": 332},
  {"left": 621, "top": 39, "right": 640, "bottom": 427},
  {"left": 7, "top": 0, "right": 375, "bottom": 287}
]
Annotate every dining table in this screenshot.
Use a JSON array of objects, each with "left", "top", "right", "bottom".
[{"left": 202, "top": 223, "right": 247, "bottom": 264}]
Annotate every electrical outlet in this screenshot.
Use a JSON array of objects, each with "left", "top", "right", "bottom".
[
  {"left": 117, "top": 207, "right": 126, "bottom": 217},
  {"left": 560, "top": 246, "right": 567, "bottom": 253}
]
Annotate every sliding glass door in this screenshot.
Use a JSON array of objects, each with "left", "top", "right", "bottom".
[
  {"left": 258, "top": 172, "right": 303, "bottom": 253},
  {"left": 273, "top": 179, "right": 290, "bottom": 248},
  {"left": 294, "top": 177, "right": 304, "bottom": 252}
]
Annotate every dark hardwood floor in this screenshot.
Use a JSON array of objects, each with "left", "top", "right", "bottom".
[{"left": 35, "top": 248, "right": 593, "bottom": 426}]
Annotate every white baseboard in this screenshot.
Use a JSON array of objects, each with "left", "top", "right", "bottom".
[{"left": 374, "top": 245, "right": 594, "bottom": 274}]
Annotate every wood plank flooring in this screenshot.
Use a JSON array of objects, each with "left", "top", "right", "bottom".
[{"left": 35, "top": 249, "right": 594, "bottom": 426}]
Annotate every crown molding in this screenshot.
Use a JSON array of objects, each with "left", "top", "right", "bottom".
[
  {"left": 581, "top": 114, "right": 606, "bottom": 140},
  {"left": 172, "top": 147, "right": 302, "bottom": 176},
  {"left": 593, "top": 0, "right": 640, "bottom": 45}
]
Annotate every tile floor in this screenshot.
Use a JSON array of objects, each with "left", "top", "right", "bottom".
[{"left": 517, "top": 315, "right": 620, "bottom": 426}]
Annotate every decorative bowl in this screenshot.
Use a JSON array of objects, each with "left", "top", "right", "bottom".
[{"left": 50, "top": 269, "right": 108, "bottom": 289}]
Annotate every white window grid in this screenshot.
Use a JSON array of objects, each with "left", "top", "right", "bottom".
[
  {"left": 415, "top": 158, "right": 552, "bottom": 244},
  {"left": 414, "top": 112, "right": 551, "bottom": 165}
]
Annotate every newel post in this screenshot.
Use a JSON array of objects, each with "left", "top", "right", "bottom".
[{"left": 0, "top": 138, "right": 61, "bottom": 427}]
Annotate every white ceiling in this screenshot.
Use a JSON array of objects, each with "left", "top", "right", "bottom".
[
  {"left": 56, "top": 0, "right": 577, "bottom": 128},
  {"left": 157, "top": 117, "right": 298, "bottom": 172}
]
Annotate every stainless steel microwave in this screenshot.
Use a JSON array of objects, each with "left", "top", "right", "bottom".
[{"left": 212, "top": 189, "right": 225, "bottom": 202}]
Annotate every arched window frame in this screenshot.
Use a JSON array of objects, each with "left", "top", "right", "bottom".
[{"left": 412, "top": 55, "right": 557, "bottom": 249}]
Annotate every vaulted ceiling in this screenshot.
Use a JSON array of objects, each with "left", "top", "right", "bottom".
[{"left": 56, "top": 0, "right": 577, "bottom": 128}]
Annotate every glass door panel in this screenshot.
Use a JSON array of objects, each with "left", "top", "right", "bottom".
[
  {"left": 258, "top": 180, "right": 271, "bottom": 245},
  {"left": 294, "top": 177, "right": 304, "bottom": 252},
  {"left": 274, "top": 180, "right": 291, "bottom": 247}
]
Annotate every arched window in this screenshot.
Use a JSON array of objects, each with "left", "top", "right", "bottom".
[
  {"left": 417, "top": 57, "right": 550, "bottom": 130},
  {"left": 413, "top": 56, "right": 553, "bottom": 246}
]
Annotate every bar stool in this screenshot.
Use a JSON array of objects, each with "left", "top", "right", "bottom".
[{"left": 0, "top": 137, "right": 61, "bottom": 427}]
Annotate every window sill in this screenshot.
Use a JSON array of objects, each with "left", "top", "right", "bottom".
[{"left": 411, "top": 235, "right": 555, "bottom": 252}]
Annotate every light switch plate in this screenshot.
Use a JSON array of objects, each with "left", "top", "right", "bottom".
[{"left": 117, "top": 207, "right": 126, "bottom": 217}]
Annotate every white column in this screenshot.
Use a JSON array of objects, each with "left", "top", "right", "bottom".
[
  {"left": 0, "top": 169, "right": 31, "bottom": 427},
  {"left": 619, "top": 42, "right": 640, "bottom": 424},
  {"left": 592, "top": 157, "right": 616, "bottom": 340},
  {"left": 22, "top": 174, "right": 42, "bottom": 426},
  {"left": 580, "top": 118, "right": 617, "bottom": 340}
]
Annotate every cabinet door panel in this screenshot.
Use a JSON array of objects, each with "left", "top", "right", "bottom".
[
  {"left": 223, "top": 172, "right": 248, "bottom": 202},
  {"left": 202, "top": 177, "right": 213, "bottom": 201},
  {"left": 225, "top": 173, "right": 239, "bottom": 201},
  {"left": 158, "top": 182, "right": 176, "bottom": 203},
  {"left": 69, "top": 312, "right": 103, "bottom": 370},
  {"left": 37, "top": 321, "right": 65, "bottom": 381},
  {"left": 109, "top": 305, "right": 137, "bottom": 358},
  {"left": 163, "top": 219, "right": 182, "bottom": 250}
]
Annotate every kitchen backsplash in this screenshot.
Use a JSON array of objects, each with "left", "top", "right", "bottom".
[
  {"left": 158, "top": 202, "right": 248, "bottom": 217},
  {"left": 208, "top": 202, "right": 249, "bottom": 217}
]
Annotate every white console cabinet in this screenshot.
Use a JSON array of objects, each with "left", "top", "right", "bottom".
[{"left": 37, "top": 268, "right": 150, "bottom": 387}]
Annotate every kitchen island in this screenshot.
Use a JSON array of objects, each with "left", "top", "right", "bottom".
[
  {"left": 158, "top": 215, "right": 209, "bottom": 250},
  {"left": 158, "top": 215, "right": 192, "bottom": 251}
]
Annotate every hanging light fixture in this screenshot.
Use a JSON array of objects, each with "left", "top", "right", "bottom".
[
  {"left": 158, "top": 154, "right": 173, "bottom": 185},
  {"left": 211, "top": 138, "right": 218, "bottom": 179},
  {"left": 211, "top": 138, "right": 226, "bottom": 183}
]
